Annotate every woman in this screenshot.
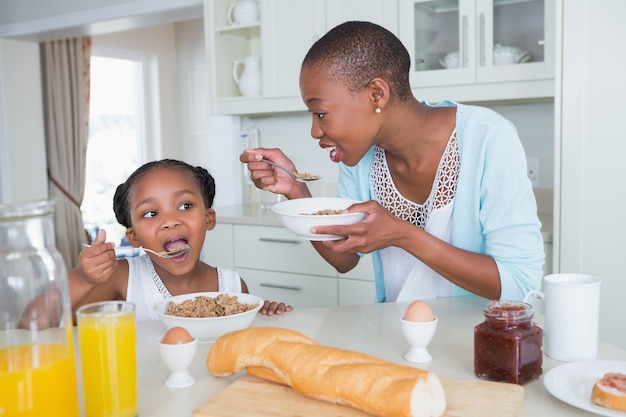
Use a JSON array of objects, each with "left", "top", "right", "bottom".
[{"left": 241, "top": 21, "right": 544, "bottom": 303}]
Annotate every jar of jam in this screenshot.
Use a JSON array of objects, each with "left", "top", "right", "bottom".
[{"left": 474, "top": 300, "right": 542, "bottom": 385}]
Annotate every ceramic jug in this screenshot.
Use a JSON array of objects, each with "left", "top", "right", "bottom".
[
  {"left": 0, "top": 199, "right": 79, "bottom": 416},
  {"left": 227, "top": 0, "right": 259, "bottom": 25},
  {"left": 232, "top": 55, "right": 261, "bottom": 96}
]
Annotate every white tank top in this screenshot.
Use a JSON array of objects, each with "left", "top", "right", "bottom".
[
  {"left": 125, "top": 255, "right": 242, "bottom": 321},
  {"left": 371, "top": 131, "right": 459, "bottom": 301}
]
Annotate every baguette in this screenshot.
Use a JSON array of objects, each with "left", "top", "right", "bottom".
[
  {"left": 591, "top": 372, "right": 626, "bottom": 411},
  {"left": 206, "top": 327, "right": 446, "bottom": 417}
]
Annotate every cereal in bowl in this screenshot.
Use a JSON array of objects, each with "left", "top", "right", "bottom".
[{"left": 165, "top": 294, "right": 258, "bottom": 318}]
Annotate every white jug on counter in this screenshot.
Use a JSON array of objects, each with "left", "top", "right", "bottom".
[
  {"left": 227, "top": 0, "right": 259, "bottom": 25},
  {"left": 232, "top": 55, "right": 261, "bottom": 96}
]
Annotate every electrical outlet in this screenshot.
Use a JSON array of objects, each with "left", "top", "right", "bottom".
[{"left": 526, "top": 157, "right": 540, "bottom": 188}]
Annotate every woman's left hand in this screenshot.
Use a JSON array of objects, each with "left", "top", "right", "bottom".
[{"left": 313, "top": 200, "right": 409, "bottom": 254}]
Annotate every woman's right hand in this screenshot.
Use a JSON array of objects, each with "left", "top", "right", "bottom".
[
  {"left": 240, "top": 148, "right": 312, "bottom": 200},
  {"left": 77, "top": 229, "right": 117, "bottom": 285}
]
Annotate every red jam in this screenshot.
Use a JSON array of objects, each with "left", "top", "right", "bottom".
[{"left": 474, "top": 300, "right": 542, "bottom": 385}]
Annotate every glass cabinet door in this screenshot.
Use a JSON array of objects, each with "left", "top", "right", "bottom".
[
  {"left": 403, "top": 0, "right": 476, "bottom": 87},
  {"left": 476, "top": 0, "right": 554, "bottom": 83},
  {"left": 399, "top": 0, "right": 554, "bottom": 89}
]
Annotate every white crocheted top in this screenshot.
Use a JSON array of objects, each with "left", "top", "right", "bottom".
[
  {"left": 126, "top": 255, "right": 242, "bottom": 321},
  {"left": 371, "top": 131, "right": 460, "bottom": 301}
]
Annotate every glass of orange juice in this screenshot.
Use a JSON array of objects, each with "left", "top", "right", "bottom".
[{"left": 77, "top": 301, "right": 137, "bottom": 417}]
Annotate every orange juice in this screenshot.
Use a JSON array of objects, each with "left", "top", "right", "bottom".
[
  {"left": 78, "top": 308, "right": 137, "bottom": 417},
  {"left": 0, "top": 343, "right": 79, "bottom": 417}
]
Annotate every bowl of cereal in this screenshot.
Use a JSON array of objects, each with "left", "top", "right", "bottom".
[
  {"left": 153, "top": 292, "right": 263, "bottom": 341},
  {"left": 270, "top": 197, "right": 366, "bottom": 240}
]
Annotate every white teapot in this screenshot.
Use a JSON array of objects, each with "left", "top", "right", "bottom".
[
  {"left": 493, "top": 44, "right": 531, "bottom": 65},
  {"left": 439, "top": 51, "right": 459, "bottom": 69},
  {"left": 227, "top": 0, "right": 259, "bottom": 26}
]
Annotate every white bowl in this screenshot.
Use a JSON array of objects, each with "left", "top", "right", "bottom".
[
  {"left": 270, "top": 197, "right": 366, "bottom": 240},
  {"left": 153, "top": 292, "right": 263, "bottom": 342}
]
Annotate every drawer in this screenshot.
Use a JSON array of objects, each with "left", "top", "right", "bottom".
[
  {"left": 338, "top": 253, "right": 375, "bottom": 281},
  {"left": 234, "top": 225, "right": 336, "bottom": 277},
  {"left": 238, "top": 267, "right": 338, "bottom": 309},
  {"left": 338, "top": 278, "right": 376, "bottom": 306}
]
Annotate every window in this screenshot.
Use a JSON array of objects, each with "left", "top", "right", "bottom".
[{"left": 81, "top": 51, "right": 158, "bottom": 247}]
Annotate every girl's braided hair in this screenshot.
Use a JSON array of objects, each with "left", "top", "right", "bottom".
[{"left": 113, "top": 159, "right": 216, "bottom": 228}]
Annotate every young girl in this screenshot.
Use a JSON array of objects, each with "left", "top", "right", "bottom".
[
  {"left": 241, "top": 21, "right": 544, "bottom": 303},
  {"left": 69, "top": 159, "right": 292, "bottom": 320}
]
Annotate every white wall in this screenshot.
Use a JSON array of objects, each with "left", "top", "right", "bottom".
[
  {"left": 558, "top": 0, "right": 626, "bottom": 350},
  {"left": 0, "top": 39, "right": 48, "bottom": 204},
  {"left": 173, "top": 19, "right": 241, "bottom": 207},
  {"left": 241, "top": 101, "right": 555, "bottom": 198}
]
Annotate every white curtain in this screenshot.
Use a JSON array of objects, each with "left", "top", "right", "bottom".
[{"left": 40, "top": 37, "right": 91, "bottom": 269}]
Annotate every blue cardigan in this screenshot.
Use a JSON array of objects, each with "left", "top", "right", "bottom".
[{"left": 337, "top": 101, "right": 545, "bottom": 302}]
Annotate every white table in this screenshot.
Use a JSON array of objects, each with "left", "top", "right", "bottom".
[{"left": 133, "top": 296, "right": 626, "bottom": 416}]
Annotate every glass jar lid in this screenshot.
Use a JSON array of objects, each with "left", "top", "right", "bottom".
[{"left": 483, "top": 300, "right": 534, "bottom": 321}]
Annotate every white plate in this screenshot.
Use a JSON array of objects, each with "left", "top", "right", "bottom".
[{"left": 544, "top": 360, "right": 626, "bottom": 416}]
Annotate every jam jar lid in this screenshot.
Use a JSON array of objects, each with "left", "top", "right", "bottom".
[{"left": 483, "top": 300, "right": 534, "bottom": 321}]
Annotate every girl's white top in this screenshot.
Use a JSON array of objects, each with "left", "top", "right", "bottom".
[
  {"left": 371, "top": 131, "right": 459, "bottom": 301},
  {"left": 126, "top": 255, "right": 242, "bottom": 320}
]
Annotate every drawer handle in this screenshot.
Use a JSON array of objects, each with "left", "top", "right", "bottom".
[
  {"left": 260, "top": 282, "right": 303, "bottom": 291},
  {"left": 259, "top": 237, "right": 301, "bottom": 245}
]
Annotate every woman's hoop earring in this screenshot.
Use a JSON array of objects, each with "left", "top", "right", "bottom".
[{"left": 375, "top": 107, "right": 381, "bottom": 114}]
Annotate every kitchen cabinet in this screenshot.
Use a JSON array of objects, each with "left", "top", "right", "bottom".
[
  {"left": 204, "top": 0, "right": 398, "bottom": 115},
  {"left": 201, "top": 221, "right": 376, "bottom": 308},
  {"left": 398, "top": 0, "right": 555, "bottom": 102},
  {"left": 338, "top": 253, "right": 377, "bottom": 305}
]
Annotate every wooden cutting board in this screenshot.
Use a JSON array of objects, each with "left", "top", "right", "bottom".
[{"left": 193, "top": 374, "right": 524, "bottom": 417}]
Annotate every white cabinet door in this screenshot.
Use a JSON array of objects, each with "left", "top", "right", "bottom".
[
  {"left": 261, "top": 0, "right": 325, "bottom": 98},
  {"left": 325, "top": 0, "right": 398, "bottom": 34},
  {"left": 261, "top": 0, "right": 399, "bottom": 98},
  {"left": 475, "top": 0, "right": 555, "bottom": 84}
]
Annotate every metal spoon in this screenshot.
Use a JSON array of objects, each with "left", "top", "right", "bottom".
[
  {"left": 262, "top": 159, "right": 322, "bottom": 182},
  {"left": 82, "top": 244, "right": 193, "bottom": 259}
]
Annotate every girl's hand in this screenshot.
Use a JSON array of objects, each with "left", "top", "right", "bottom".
[
  {"left": 240, "top": 148, "right": 311, "bottom": 200},
  {"left": 260, "top": 300, "right": 293, "bottom": 316},
  {"left": 77, "top": 229, "right": 117, "bottom": 285}
]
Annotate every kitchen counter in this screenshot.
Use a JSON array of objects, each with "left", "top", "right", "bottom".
[
  {"left": 213, "top": 203, "right": 554, "bottom": 243},
  {"left": 130, "top": 296, "right": 622, "bottom": 416}
]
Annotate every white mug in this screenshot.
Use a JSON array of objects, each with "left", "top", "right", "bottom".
[{"left": 524, "top": 273, "right": 601, "bottom": 362}]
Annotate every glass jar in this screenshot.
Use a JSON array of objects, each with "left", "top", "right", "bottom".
[
  {"left": 0, "top": 199, "right": 79, "bottom": 416},
  {"left": 474, "top": 300, "right": 542, "bottom": 385}
]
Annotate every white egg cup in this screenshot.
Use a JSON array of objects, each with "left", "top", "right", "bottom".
[
  {"left": 400, "top": 317, "right": 438, "bottom": 363},
  {"left": 158, "top": 338, "right": 198, "bottom": 388}
]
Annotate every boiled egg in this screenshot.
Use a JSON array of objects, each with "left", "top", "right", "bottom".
[
  {"left": 403, "top": 300, "right": 435, "bottom": 322},
  {"left": 161, "top": 326, "right": 194, "bottom": 344}
]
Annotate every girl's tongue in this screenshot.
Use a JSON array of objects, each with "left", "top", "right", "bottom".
[
  {"left": 164, "top": 239, "right": 187, "bottom": 252},
  {"left": 329, "top": 146, "right": 341, "bottom": 163}
]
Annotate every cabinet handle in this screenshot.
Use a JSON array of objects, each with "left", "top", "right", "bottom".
[
  {"left": 260, "top": 282, "right": 303, "bottom": 291},
  {"left": 259, "top": 237, "right": 301, "bottom": 245},
  {"left": 479, "top": 13, "right": 485, "bottom": 66},
  {"left": 462, "top": 15, "right": 468, "bottom": 67}
]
